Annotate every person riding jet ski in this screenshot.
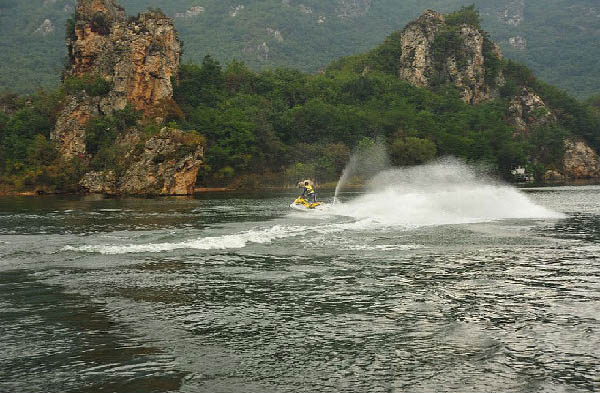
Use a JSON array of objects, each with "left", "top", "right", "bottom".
[{"left": 299, "top": 180, "right": 317, "bottom": 204}]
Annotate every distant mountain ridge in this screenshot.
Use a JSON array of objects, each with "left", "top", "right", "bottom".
[
  {"left": 1, "top": 0, "right": 599, "bottom": 98},
  {"left": 2, "top": 2, "right": 600, "bottom": 195}
]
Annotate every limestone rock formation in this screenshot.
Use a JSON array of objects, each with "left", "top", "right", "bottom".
[
  {"left": 51, "top": 0, "right": 203, "bottom": 195},
  {"left": 52, "top": 0, "right": 181, "bottom": 158},
  {"left": 562, "top": 139, "right": 600, "bottom": 179},
  {"left": 119, "top": 128, "right": 204, "bottom": 195},
  {"left": 395, "top": 10, "right": 598, "bottom": 180},
  {"left": 397, "top": 10, "right": 503, "bottom": 105},
  {"left": 336, "top": 0, "right": 372, "bottom": 18},
  {"left": 67, "top": 0, "right": 180, "bottom": 114},
  {"left": 509, "top": 36, "right": 527, "bottom": 50},
  {"left": 175, "top": 6, "right": 205, "bottom": 19},
  {"left": 503, "top": 0, "right": 525, "bottom": 26},
  {"left": 398, "top": 10, "right": 444, "bottom": 88},
  {"left": 52, "top": 95, "right": 99, "bottom": 158},
  {"left": 544, "top": 139, "right": 600, "bottom": 180},
  {"left": 80, "top": 170, "right": 117, "bottom": 194},
  {"left": 266, "top": 27, "right": 284, "bottom": 42},
  {"left": 34, "top": 19, "right": 55, "bottom": 36},
  {"left": 507, "top": 87, "right": 556, "bottom": 136},
  {"left": 230, "top": 5, "right": 244, "bottom": 17},
  {"left": 80, "top": 128, "right": 205, "bottom": 195}
]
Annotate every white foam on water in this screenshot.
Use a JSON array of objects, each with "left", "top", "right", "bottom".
[
  {"left": 63, "top": 160, "right": 565, "bottom": 255},
  {"left": 330, "top": 158, "right": 564, "bottom": 227},
  {"left": 62, "top": 217, "right": 397, "bottom": 255},
  {"left": 63, "top": 225, "right": 309, "bottom": 255},
  {"left": 342, "top": 244, "right": 423, "bottom": 251}
]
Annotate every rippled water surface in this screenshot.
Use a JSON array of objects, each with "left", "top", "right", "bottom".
[{"left": 1, "top": 186, "right": 599, "bottom": 392}]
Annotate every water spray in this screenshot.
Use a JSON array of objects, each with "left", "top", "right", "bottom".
[
  {"left": 331, "top": 157, "right": 564, "bottom": 225},
  {"left": 333, "top": 138, "right": 389, "bottom": 204}
]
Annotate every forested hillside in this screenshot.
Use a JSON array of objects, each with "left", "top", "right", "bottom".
[
  {"left": 1, "top": 0, "right": 599, "bottom": 98},
  {"left": 2, "top": 6, "right": 599, "bottom": 194}
]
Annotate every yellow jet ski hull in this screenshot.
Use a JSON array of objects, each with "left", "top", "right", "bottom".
[{"left": 291, "top": 197, "right": 321, "bottom": 209}]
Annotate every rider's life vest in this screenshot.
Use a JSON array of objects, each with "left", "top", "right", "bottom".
[{"left": 305, "top": 185, "right": 314, "bottom": 194}]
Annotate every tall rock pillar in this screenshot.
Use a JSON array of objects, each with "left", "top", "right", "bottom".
[{"left": 52, "top": 0, "right": 181, "bottom": 158}]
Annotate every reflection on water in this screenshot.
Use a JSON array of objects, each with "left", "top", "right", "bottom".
[{"left": 1, "top": 188, "right": 599, "bottom": 392}]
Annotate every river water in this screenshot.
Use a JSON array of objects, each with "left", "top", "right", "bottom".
[{"left": 1, "top": 167, "right": 599, "bottom": 392}]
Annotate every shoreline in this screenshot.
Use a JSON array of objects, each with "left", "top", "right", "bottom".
[
  {"left": 193, "top": 187, "right": 234, "bottom": 193},
  {"left": 1, "top": 179, "right": 599, "bottom": 197}
]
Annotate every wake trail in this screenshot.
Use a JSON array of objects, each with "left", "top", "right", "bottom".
[
  {"left": 63, "top": 159, "right": 564, "bottom": 255},
  {"left": 61, "top": 219, "right": 380, "bottom": 255},
  {"left": 62, "top": 225, "right": 309, "bottom": 254}
]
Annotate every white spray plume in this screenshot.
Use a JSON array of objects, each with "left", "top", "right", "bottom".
[
  {"left": 332, "top": 157, "right": 564, "bottom": 226},
  {"left": 334, "top": 138, "right": 389, "bottom": 203}
]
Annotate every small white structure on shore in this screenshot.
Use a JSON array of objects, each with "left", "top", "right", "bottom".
[{"left": 511, "top": 166, "right": 533, "bottom": 182}]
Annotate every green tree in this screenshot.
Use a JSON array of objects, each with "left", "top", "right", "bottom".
[
  {"left": 529, "top": 124, "right": 568, "bottom": 169},
  {"left": 174, "top": 56, "right": 225, "bottom": 110},
  {"left": 445, "top": 5, "right": 481, "bottom": 28},
  {"left": 390, "top": 137, "right": 437, "bottom": 166}
]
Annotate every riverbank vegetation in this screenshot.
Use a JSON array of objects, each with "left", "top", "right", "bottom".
[{"left": 1, "top": 7, "right": 599, "bottom": 193}]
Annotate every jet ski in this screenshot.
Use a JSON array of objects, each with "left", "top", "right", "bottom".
[{"left": 290, "top": 197, "right": 321, "bottom": 210}]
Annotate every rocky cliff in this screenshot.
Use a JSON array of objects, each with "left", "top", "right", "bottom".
[
  {"left": 80, "top": 127, "right": 205, "bottom": 195},
  {"left": 502, "top": 0, "right": 525, "bottom": 26},
  {"left": 52, "top": 0, "right": 181, "bottom": 159},
  {"left": 395, "top": 10, "right": 539, "bottom": 131},
  {"left": 396, "top": 10, "right": 550, "bottom": 132},
  {"left": 562, "top": 140, "right": 600, "bottom": 179},
  {"left": 397, "top": 10, "right": 503, "bottom": 105},
  {"left": 51, "top": 0, "right": 203, "bottom": 195},
  {"left": 68, "top": 0, "right": 180, "bottom": 114},
  {"left": 544, "top": 139, "right": 600, "bottom": 181},
  {"left": 395, "top": 10, "right": 600, "bottom": 180},
  {"left": 505, "top": 87, "right": 600, "bottom": 180},
  {"left": 507, "top": 87, "right": 556, "bottom": 137}
]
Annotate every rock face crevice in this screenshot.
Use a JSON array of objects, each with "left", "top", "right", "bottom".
[
  {"left": 397, "top": 10, "right": 503, "bottom": 105},
  {"left": 52, "top": 95, "right": 99, "bottom": 158}
]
